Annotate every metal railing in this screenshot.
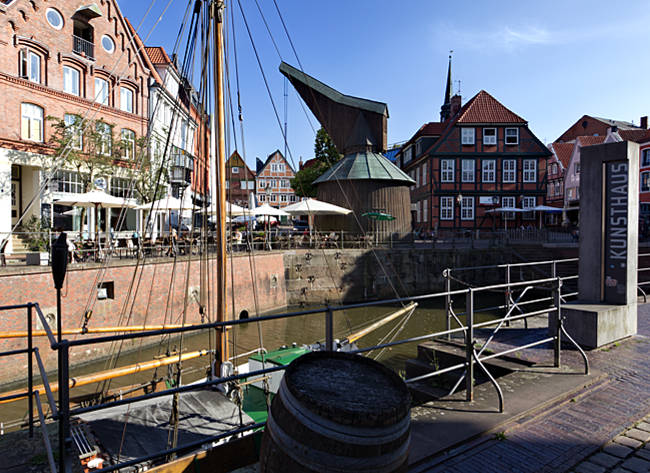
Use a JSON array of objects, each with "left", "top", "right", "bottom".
[
  {"left": 0, "top": 264, "right": 593, "bottom": 473},
  {"left": 72, "top": 36, "right": 94, "bottom": 60},
  {"left": 0, "top": 303, "right": 57, "bottom": 473}
]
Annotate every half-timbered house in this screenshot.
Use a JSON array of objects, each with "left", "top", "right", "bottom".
[{"left": 398, "top": 62, "right": 551, "bottom": 232}]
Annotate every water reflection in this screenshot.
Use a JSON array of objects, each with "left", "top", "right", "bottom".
[{"left": 0, "top": 296, "right": 501, "bottom": 428}]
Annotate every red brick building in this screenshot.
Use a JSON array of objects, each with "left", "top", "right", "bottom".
[
  {"left": 225, "top": 151, "right": 255, "bottom": 207},
  {"left": 256, "top": 150, "right": 297, "bottom": 208},
  {"left": 398, "top": 61, "right": 551, "bottom": 231},
  {"left": 0, "top": 0, "right": 151, "bottom": 245},
  {"left": 556, "top": 115, "right": 646, "bottom": 143}
]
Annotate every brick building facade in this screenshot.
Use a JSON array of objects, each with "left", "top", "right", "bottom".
[
  {"left": 398, "top": 60, "right": 550, "bottom": 231},
  {"left": 256, "top": 150, "right": 297, "bottom": 208},
  {"left": 225, "top": 150, "right": 255, "bottom": 207},
  {"left": 0, "top": 0, "right": 151, "bottom": 248}
]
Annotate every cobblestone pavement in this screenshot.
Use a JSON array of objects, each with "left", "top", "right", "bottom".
[
  {"left": 569, "top": 415, "right": 650, "bottom": 473},
  {"left": 420, "top": 304, "right": 650, "bottom": 473}
]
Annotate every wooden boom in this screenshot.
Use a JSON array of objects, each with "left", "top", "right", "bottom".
[
  {"left": 0, "top": 349, "right": 212, "bottom": 404},
  {"left": 345, "top": 302, "right": 418, "bottom": 344},
  {"left": 0, "top": 324, "right": 200, "bottom": 339}
]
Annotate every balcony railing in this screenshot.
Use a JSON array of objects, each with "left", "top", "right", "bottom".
[{"left": 72, "top": 35, "right": 94, "bottom": 60}]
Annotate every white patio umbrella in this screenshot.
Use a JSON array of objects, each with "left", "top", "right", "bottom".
[
  {"left": 532, "top": 205, "right": 563, "bottom": 228},
  {"left": 485, "top": 207, "right": 527, "bottom": 231},
  {"left": 282, "top": 198, "right": 352, "bottom": 216},
  {"left": 55, "top": 190, "right": 136, "bottom": 241},
  {"left": 136, "top": 196, "right": 195, "bottom": 237},
  {"left": 251, "top": 203, "right": 290, "bottom": 217},
  {"left": 204, "top": 201, "right": 249, "bottom": 217}
]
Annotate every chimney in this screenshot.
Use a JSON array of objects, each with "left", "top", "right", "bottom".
[
  {"left": 641, "top": 116, "right": 648, "bottom": 129},
  {"left": 450, "top": 94, "right": 462, "bottom": 117},
  {"left": 299, "top": 156, "right": 304, "bottom": 169}
]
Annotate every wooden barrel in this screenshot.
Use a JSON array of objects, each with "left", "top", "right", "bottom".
[{"left": 259, "top": 351, "right": 411, "bottom": 473}]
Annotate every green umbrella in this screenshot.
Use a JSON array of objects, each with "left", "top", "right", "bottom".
[{"left": 362, "top": 211, "right": 395, "bottom": 221}]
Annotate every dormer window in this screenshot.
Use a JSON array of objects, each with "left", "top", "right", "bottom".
[
  {"left": 73, "top": 20, "right": 94, "bottom": 60},
  {"left": 483, "top": 128, "right": 497, "bottom": 145},
  {"left": 505, "top": 127, "right": 519, "bottom": 145}
]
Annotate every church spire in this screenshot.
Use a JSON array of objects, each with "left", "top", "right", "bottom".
[{"left": 440, "top": 51, "right": 453, "bottom": 122}]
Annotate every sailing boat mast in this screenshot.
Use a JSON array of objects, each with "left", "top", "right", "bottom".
[{"left": 212, "top": 0, "right": 228, "bottom": 371}]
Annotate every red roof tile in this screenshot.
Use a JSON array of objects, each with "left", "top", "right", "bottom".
[
  {"left": 455, "top": 90, "right": 527, "bottom": 124},
  {"left": 550, "top": 142, "right": 574, "bottom": 168},
  {"left": 419, "top": 122, "right": 446, "bottom": 135},
  {"left": 145, "top": 47, "right": 172, "bottom": 65},
  {"left": 577, "top": 135, "right": 606, "bottom": 146},
  {"left": 619, "top": 129, "right": 650, "bottom": 143}
]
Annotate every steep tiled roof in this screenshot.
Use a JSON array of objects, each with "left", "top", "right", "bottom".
[
  {"left": 550, "top": 142, "right": 574, "bottom": 168},
  {"left": 145, "top": 47, "right": 172, "bottom": 65},
  {"left": 455, "top": 90, "right": 527, "bottom": 124},
  {"left": 618, "top": 129, "right": 650, "bottom": 143},
  {"left": 577, "top": 135, "right": 606, "bottom": 146}
]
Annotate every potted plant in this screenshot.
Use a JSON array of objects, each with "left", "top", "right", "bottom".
[{"left": 24, "top": 216, "right": 50, "bottom": 266}]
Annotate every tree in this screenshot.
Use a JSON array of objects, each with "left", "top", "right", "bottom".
[{"left": 291, "top": 127, "right": 341, "bottom": 197}]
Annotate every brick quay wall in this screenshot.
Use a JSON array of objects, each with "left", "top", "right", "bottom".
[
  {"left": 0, "top": 252, "right": 287, "bottom": 383},
  {"left": 0, "top": 244, "right": 578, "bottom": 383}
]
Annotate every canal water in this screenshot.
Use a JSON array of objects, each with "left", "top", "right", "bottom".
[{"left": 0, "top": 294, "right": 503, "bottom": 430}]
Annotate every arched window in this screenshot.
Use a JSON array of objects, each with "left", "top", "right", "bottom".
[
  {"left": 120, "top": 87, "right": 133, "bottom": 113},
  {"left": 19, "top": 49, "right": 41, "bottom": 83},
  {"left": 21, "top": 103, "right": 43, "bottom": 142}
]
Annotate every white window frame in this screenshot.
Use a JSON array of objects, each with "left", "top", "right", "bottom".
[
  {"left": 461, "top": 128, "right": 475, "bottom": 145},
  {"left": 271, "top": 164, "right": 278, "bottom": 172},
  {"left": 483, "top": 128, "right": 497, "bottom": 145},
  {"left": 109, "top": 177, "right": 133, "bottom": 198},
  {"left": 503, "top": 159, "right": 516, "bottom": 183},
  {"left": 423, "top": 199, "right": 428, "bottom": 222},
  {"left": 120, "top": 129, "right": 135, "bottom": 159},
  {"left": 258, "top": 193, "right": 266, "bottom": 202},
  {"left": 522, "top": 196, "right": 535, "bottom": 220},
  {"left": 440, "top": 196, "right": 453, "bottom": 220},
  {"left": 441, "top": 159, "right": 455, "bottom": 183},
  {"left": 642, "top": 171, "right": 650, "bottom": 193},
  {"left": 482, "top": 160, "right": 495, "bottom": 183},
  {"left": 403, "top": 146, "right": 413, "bottom": 164},
  {"left": 120, "top": 87, "right": 134, "bottom": 113},
  {"left": 21, "top": 50, "right": 41, "bottom": 83},
  {"left": 63, "top": 66, "right": 80, "bottom": 96},
  {"left": 271, "top": 194, "right": 277, "bottom": 202},
  {"left": 278, "top": 163, "right": 285, "bottom": 172},
  {"left": 643, "top": 149, "right": 650, "bottom": 167},
  {"left": 461, "top": 159, "right": 475, "bottom": 183},
  {"left": 21, "top": 103, "right": 43, "bottom": 142},
  {"left": 64, "top": 114, "right": 83, "bottom": 150},
  {"left": 523, "top": 159, "right": 537, "bottom": 183},
  {"left": 280, "top": 194, "right": 288, "bottom": 202},
  {"left": 232, "top": 166, "right": 240, "bottom": 174},
  {"left": 505, "top": 128, "right": 519, "bottom": 145},
  {"left": 502, "top": 196, "right": 516, "bottom": 220},
  {"left": 95, "top": 78, "right": 109, "bottom": 105},
  {"left": 97, "top": 122, "right": 112, "bottom": 156},
  {"left": 422, "top": 162, "right": 427, "bottom": 186},
  {"left": 258, "top": 179, "right": 265, "bottom": 188},
  {"left": 461, "top": 197, "right": 474, "bottom": 221},
  {"left": 54, "top": 170, "right": 84, "bottom": 194}
]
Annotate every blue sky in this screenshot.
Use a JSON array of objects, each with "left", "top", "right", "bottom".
[{"left": 122, "top": 0, "right": 650, "bottom": 171}]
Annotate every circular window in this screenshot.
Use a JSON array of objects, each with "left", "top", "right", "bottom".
[
  {"left": 45, "top": 8, "right": 63, "bottom": 30},
  {"left": 101, "top": 35, "right": 115, "bottom": 54}
]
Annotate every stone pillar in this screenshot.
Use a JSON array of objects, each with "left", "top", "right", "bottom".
[{"left": 561, "top": 141, "right": 639, "bottom": 348}]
